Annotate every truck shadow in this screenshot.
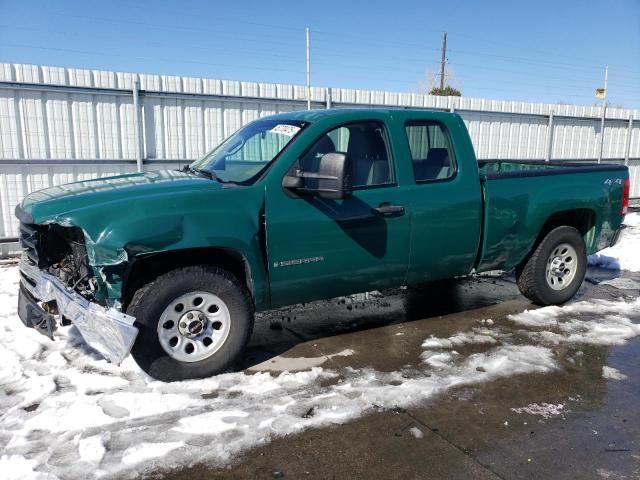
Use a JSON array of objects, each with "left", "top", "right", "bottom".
[
  {"left": 241, "top": 275, "right": 522, "bottom": 370},
  {"left": 241, "top": 265, "right": 630, "bottom": 370}
]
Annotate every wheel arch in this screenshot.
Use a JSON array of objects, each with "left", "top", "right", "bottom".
[
  {"left": 122, "top": 247, "right": 256, "bottom": 310},
  {"left": 518, "top": 208, "right": 596, "bottom": 272},
  {"left": 535, "top": 208, "right": 596, "bottom": 253}
]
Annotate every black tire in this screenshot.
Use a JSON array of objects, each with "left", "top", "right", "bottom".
[
  {"left": 516, "top": 226, "right": 587, "bottom": 306},
  {"left": 127, "top": 265, "right": 254, "bottom": 381}
]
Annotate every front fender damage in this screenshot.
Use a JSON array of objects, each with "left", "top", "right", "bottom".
[{"left": 78, "top": 214, "right": 189, "bottom": 301}]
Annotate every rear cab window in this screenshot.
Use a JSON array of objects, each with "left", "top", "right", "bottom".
[{"left": 404, "top": 121, "right": 457, "bottom": 182}]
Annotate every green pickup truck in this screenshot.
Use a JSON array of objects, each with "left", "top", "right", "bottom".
[{"left": 16, "top": 109, "right": 630, "bottom": 381}]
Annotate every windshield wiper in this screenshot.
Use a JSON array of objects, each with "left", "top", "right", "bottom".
[{"left": 181, "top": 165, "right": 220, "bottom": 182}]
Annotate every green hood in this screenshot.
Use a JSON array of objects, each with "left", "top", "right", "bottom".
[{"left": 20, "top": 170, "right": 222, "bottom": 223}]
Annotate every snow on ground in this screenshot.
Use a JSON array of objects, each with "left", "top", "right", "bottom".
[
  {"left": 588, "top": 212, "right": 640, "bottom": 272},
  {"left": 422, "top": 331, "right": 498, "bottom": 349},
  {"left": 1, "top": 213, "right": 640, "bottom": 480},
  {"left": 249, "top": 349, "right": 355, "bottom": 372},
  {"left": 1, "top": 260, "right": 563, "bottom": 480},
  {"left": 508, "top": 297, "right": 640, "bottom": 346},
  {"left": 602, "top": 366, "right": 628, "bottom": 381},
  {"left": 510, "top": 402, "right": 566, "bottom": 419},
  {"left": 599, "top": 277, "right": 640, "bottom": 290}
]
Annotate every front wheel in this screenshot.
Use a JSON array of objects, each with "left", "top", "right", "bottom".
[
  {"left": 127, "top": 266, "right": 254, "bottom": 381},
  {"left": 516, "top": 226, "right": 587, "bottom": 306}
]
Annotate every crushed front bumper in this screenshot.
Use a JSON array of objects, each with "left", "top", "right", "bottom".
[{"left": 17, "top": 255, "right": 138, "bottom": 364}]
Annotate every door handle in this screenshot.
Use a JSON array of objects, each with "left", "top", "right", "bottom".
[{"left": 372, "top": 204, "right": 405, "bottom": 216}]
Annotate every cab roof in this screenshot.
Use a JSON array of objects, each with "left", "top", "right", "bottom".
[{"left": 263, "top": 108, "right": 457, "bottom": 123}]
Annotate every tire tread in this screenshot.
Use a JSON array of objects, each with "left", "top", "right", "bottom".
[
  {"left": 516, "top": 226, "right": 586, "bottom": 306},
  {"left": 126, "top": 265, "right": 254, "bottom": 381}
]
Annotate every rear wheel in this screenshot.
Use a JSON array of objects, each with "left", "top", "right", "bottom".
[
  {"left": 516, "top": 226, "right": 587, "bottom": 306},
  {"left": 127, "top": 266, "right": 254, "bottom": 381}
]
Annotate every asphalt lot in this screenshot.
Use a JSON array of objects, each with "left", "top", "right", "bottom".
[{"left": 160, "top": 268, "right": 640, "bottom": 480}]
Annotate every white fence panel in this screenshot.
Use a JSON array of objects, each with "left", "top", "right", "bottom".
[{"left": 0, "top": 62, "right": 639, "bottom": 254}]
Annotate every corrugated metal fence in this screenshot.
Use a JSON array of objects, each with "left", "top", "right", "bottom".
[{"left": 1, "top": 63, "right": 639, "bottom": 254}]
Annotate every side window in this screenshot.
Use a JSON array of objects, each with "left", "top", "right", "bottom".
[
  {"left": 405, "top": 122, "right": 456, "bottom": 182},
  {"left": 293, "top": 121, "right": 394, "bottom": 188}
]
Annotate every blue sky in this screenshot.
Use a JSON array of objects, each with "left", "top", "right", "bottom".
[{"left": 0, "top": 0, "right": 639, "bottom": 108}]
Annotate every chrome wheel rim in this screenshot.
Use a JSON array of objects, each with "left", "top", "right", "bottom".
[
  {"left": 157, "top": 291, "right": 231, "bottom": 363},
  {"left": 545, "top": 243, "right": 578, "bottom": 291}
]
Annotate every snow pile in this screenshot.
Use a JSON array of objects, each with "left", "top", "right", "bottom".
[
  {"left": 508, "top": 298, "right": 640, "bottom": 346},
  {"left": 588, "top": 212, "right": 640, "bottom": 272}
]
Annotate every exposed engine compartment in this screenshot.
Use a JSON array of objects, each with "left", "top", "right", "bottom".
[{"left": 20, "top": 222, "right": 97, "bottom": 300}]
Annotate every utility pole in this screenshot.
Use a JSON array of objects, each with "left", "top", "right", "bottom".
[
  {"left": 439, "top": 31, "right": 447, "bottom": 90},
  {"left": 132, "top": 78, "right": 143, "bottom": 173},
  {"left": 306, "top": 27, "right": 311, "bottom": 110},
  {"left": 597, "top": 65, "right": 608, "bottom": 164}
]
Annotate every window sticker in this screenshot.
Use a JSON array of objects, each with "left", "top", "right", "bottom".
[{"left": 269, "top": 124, "right": 301, "bottom": 137}]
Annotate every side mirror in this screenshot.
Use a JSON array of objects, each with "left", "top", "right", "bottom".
[{"left": 283, "top": 153, "right": 352, "bottom": 199}]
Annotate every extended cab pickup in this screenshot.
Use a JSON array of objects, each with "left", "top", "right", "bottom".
[{"left": 15, "top": 109, "right": 630, "bottom": 381}]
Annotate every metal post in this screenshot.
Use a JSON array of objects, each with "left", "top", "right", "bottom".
[
  {"left": 306, "top": 27, "right": 311, "bottom": 110},
  {"left": 326, "top": 87, "right": 332, "bottom": 109},
  {"left": 132, "top": 78, "right": 143, "bottom": 172},
  {"left": 625, "top": 116, "right": 634, "bottom": 166},
  {"left": 545, "top": 110, "right": 554, "bottom": 162},
  {"left": 597, "top": 66, "right": 608, "bottom": 164}
]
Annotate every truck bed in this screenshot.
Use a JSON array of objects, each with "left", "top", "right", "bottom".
[
  {"left": 478, "top": 159, "right": 627, "bottom": 178},
  {"left": 475, "top": 160, "right": 628, "bottom": 272}
]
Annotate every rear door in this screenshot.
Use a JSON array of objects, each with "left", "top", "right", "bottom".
[
  {"left": 400, "top": 114, "right": 483, "bottom": 284},
  {"left": 265, "top": 117, "right": 411, "bottom": 307}
]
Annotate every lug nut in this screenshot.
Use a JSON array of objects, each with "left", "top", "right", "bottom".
[{"left": 187, "top": 312, "right": 193, "bottom": 319}]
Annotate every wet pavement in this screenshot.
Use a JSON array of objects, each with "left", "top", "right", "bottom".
[{"left": 157, "top": 268, "right": 640, "bottom": 480}]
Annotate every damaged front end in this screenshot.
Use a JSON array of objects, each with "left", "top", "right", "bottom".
[{"left": 16, "top": 216, "right": 138, "bottom": 364}]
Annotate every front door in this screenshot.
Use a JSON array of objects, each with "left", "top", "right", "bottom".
[{"left": 265, "top": 120, "right": 411, "bottom": 307}]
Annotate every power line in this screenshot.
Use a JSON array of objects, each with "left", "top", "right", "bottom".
[
  {"left": 5, "top": 23, "right": 638, "bottom": 93},
  {"left": 40, "top": 1, "right": 635, "bottom": 76},
  {"left": 3, "top": 43, "right": 634, "bottom": 106},
  {"left": 1, "top": 16, "right": 638, "bottom": 108},
  {"left": 0, "top": 25, "right": 305, "bottom": 62},
  {"left": 18, "top": 10, "right": 640, "bottom": 79},
  {"left": 444, "top": 60, "right": 639, "bottom": 90},
  {"left": 0, "top": 43, "right": 305, "bottom": 75},
  {"left": 107, "top": 0, "right": 306, "bottom": 33},
  {"left": 43, "top": 12, "right": 303, "bottom": 46},
  {"left": 446, "top": 29, "right": 640, "bottom": 77}
]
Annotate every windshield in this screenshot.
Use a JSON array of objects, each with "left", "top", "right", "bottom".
[{"left": 189, "top": 119, "right": 307, "bottom": 183}]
